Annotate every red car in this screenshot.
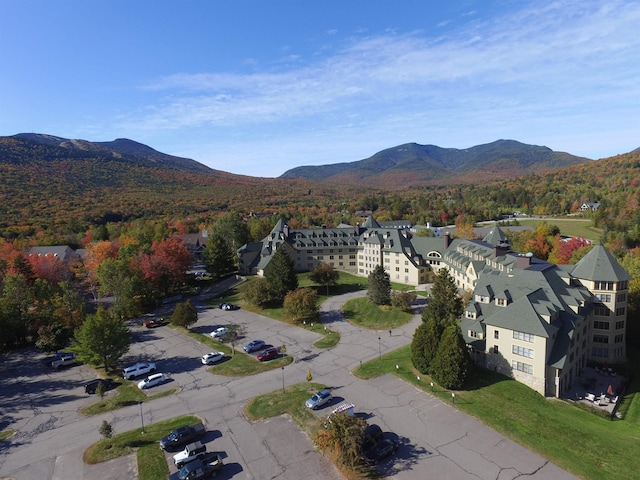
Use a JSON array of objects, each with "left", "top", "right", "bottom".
[
  {"left": 257, "top": 347, "right": 279, "bottom": 362},
  {"left": 144, "top": 318, "right": 164, "bottom": 328}
]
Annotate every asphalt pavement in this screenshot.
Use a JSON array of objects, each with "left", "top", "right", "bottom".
[{"left": 0, "top": 286, "right": 578, "bottom": 480}]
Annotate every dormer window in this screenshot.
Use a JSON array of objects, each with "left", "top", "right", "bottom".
[{"left": 496, "top": 298, "right": 507, "bottom": 307}]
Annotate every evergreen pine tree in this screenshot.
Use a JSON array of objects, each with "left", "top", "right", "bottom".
[
  {"left": 265, "top": 246, "right": 298, "bottom": 303},
  {"left": 431, "top": 324, "right": 472, "bottom": 390},
  {"left": 367, "top": 265, "right": 391, "bottom": 305},
  {"left": 203, "top": 234, "right": 236, "bottom": 281},
  {"left": 422, "top": 268, "right": 463, "bottom": 330}
]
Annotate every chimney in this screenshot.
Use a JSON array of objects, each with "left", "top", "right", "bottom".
[
  {"left": 355, "top": 222, "right": 361, "bottom": 236},
  {"left": 516, "top": 252, "right": 533, "bottom": 268},
  {"left": 494, "top": 243, "right": 509, "bottom": 257},
  {"left": 283, "top": 224, "right": 290, "bottom": 238},
  {"left": 444, "top": 231, "right": 451, "bottom": 249}
]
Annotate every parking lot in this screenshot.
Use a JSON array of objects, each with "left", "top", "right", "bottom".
[{"left": 1, "top": 292, "right": 579, "bottom": 480}]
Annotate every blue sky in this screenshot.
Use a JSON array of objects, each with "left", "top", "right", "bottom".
[{"left": 1, "top": 0, "right": 639, "bottom": 177}]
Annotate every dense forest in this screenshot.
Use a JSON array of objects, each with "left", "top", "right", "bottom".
[{"left": 2, "top": 135, "right": 640, "bottom": 351}]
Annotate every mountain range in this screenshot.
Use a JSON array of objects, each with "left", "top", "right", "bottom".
[{"left": 280, "top": 140, "right": 592, "bottom": 186}]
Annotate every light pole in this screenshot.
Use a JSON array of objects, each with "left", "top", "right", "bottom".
[
  {"left": 139, "top": 401, "right": 145, "bottom": 434},
  {"left": 281, "top": 366, "right": 285, "bottom": 394},
  {"left": 378, "top": 336, "right": 381, "bottom": 360}
]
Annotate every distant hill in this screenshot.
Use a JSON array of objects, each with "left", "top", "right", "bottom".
[
  {"left": 10, "top": 133, "right": 214, "bottom": 174},
  {"left": 280, "top": 139, "right": 592, "bottom": 186}
]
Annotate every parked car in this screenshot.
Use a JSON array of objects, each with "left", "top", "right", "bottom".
[
  {"left": 143, "top": 317, "right": 164, "bottom": 328},
  {"left": 209, "top": 327, "right": 228, "bottom": 339},
  {"left": 137, "top": 373, "right": 166, "bottom": 390},
  {"left": 123, "top": 362, "right": 156, "bottom": 380},
  {"left": 168, "top": 454, "right": 223, "bottom": 480},
  {"left": 160, "top": 423, "right": 207, "bottom": 451},
  {"left": 173, "top": 440, "right": 207, "bottom": 468},
  {"left": 257, "top": 347, "right": 278, "bottom": 362},
  {"left": 41, "top": 351, "right": 75, "bottom": 367},
  {"left": 305, "top": 389, "right": 333, "bottom": 409},
  {"left": 49, "top": 352, "right": 77, "bottom": 369},
  {"left": 218, "top": 303, "right": 238, "bottom": 310},
  {"left": 84, "top": 378, "right": 116, "bottom": 394},
  {"left": 361, "top": 424, "right": 383, "bottom": 451},
  {"left": 363, "top": 438, "right": 398, "bottom": 464},
  {"left": 243, "top": 339, "right": 265, "bottom": 353},
  {"left": 201, "top": 352, "right": 225, "bottom": 365}
]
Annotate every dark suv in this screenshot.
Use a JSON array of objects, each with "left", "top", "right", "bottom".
[{"left": 84, "top": 378, "right": 116, "bottom": 394}]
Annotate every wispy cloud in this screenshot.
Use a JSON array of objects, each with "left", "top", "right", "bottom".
[{"left": 116, "top": 0, "right": 640, "bottom": 172}]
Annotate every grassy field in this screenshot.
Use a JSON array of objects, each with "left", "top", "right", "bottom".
[
  {"left": 517, "top": 217, "right": 603, "bottom": 243},
  {"left": 354, "top": 345, "right": 640, "bottom": 480},
  {"left": 342, "top": 297, "right": 415, "bottom": 330},
  {"left": 84, "top": 415, "right": 199, "bottom": 480},
  {"left": 181, "top": 327, "right": 294, "bottom": 376},
  {"left": 81, "top": 381, "right": 176, "bottom": 416}
]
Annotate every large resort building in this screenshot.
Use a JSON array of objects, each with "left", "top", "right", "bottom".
[{"left": 237, "top": 217, "right": 631, "bottom": 398}]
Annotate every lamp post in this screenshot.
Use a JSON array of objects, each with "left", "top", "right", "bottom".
[
  {"left": 139, "top": 401, "right": 145, "bottom": 434},
  {"left": 281, "top": 366, "right": 285, "bottom": 394},
  {"left": 378, "top": 336, "right": 381, "bottom": 360},
  {"left": 451, "top": 393, "right": 455, "bottom": 404}
]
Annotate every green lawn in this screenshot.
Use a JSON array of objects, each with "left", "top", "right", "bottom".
[
  {"left": 354, "top": 345, "right": 640, "bottom": 480},
  {"left": 517, "top": 217, "right": 603, "bottom": 243},
  {"left": 84, "top": 415, "right": 199, "bottom": 480},
  {"left": 182, "top": 328, "right": 294, "bottom": 375},
  {"left": 342, "top": 297, "right": 414, "bottom": 330},
  {"left": 81, "top": 380, "right": 176, "bottom": 416},
  {"left": 213, "top": 274, "right": 344, "bottom": 348}
]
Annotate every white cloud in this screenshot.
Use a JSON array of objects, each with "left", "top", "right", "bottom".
[{"left": 115, "top": 0, "right": 640, "bottom": 174}]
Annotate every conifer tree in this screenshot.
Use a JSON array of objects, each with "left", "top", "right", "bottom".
[
  {"left": 203, "top": 234, "right": 236, "bottom": 281},
  {"left": 265, "top": 246, "right": 298, "bottom": 302},
  {"left": 431, "top": 324, "right": 472, "bottom": 390},
  {"left": 367, "top": 265, "right": 391, "bottom": 305},
  {"left": 422, "top": 268, "right": 463, "bottom": 330}
]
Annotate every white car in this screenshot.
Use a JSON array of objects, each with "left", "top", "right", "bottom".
[
  {"left": 123, "top": 362, "right": 156, "bottom": 380},
  {"left": 137, "top": 373, "right": 166, "bottom": 390},
  {"left": 173, "top": 441, "right": 207, "bottom": 468},
  {"left": 201, "top": 352, "right": 225, "bottom": 365},
  {"left": 210, "top": 327, "right": 229, "bottom": 339}
]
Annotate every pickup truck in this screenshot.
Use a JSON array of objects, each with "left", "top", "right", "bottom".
[
  {"left": 168, "top": 454, "right": 223, "bottom": 480},
  {"left": 50, "top": 353, "right": 77, "bottom": 370},
  {"left": 173, "top": 441, "right": 207, "bottom": 468},
  {"left": 160, "top": 423, "right": 206, "bottom": 451}
]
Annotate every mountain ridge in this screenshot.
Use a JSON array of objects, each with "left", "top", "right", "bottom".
[{"left": 279, "top": 139, "right": 592, "bottom": 186}]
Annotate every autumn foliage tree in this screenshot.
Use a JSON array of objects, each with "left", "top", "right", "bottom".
[
  {"left": 284, "top": 288, "right": 319, "bottom": 323},
  {"left": 314, "top": 413, "right": 368, "bottom": 468},
  {"left": 137, "top": 236, "right": 190, "bottom": 294}
]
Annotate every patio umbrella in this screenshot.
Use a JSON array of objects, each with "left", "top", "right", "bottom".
[{"left": 607, "top": 384, "right": 614, "bottom": 396}]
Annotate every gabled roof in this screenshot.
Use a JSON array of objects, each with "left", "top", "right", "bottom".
[
  {"left": 570, "top": 244, "right": 631, "bottom": 282},
  {"left": 482, "top": 225, "right": 510, "bottom": 247},
  {"left": 361, "top": 216, "right": 381, "bottom": 228}
]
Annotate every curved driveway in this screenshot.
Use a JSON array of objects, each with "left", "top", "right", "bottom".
[{"left": 0, "top": 289, "right": 578, "bottom": 480}]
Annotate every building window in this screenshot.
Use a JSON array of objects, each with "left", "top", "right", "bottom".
[
  {"left": 592, "top": 347, "right": 609, "bottom": 358},
  {"left": 594, "top": 306, "right": 610, "bottom": 316},
  {"left": 617, "top": 292, "right": 627, "bottom": 302},
  {"left": 513, "top": 331, "right": 534, "bottom": 343},
  {"left": 593, "top": 334, "right": 609, "bottom": 344},
  {"left": 616, "top": 307, "right": 626, "bottom": 316},
  {"left": 512, "top": 361, "right": 533, "bottom": 374},
  {"left": 614, "top": 334, "right": 624, "bottom": 343},
  {"left": 615, "top": 320, "right": 625, "bottom": 329},
  {"left": 512, "top": 345, "right": 534, "bottom": 358},
  {"left": 496, "top": 298, "right": 506, "bottom": 306},
  {"left": 594, "top": 281, "right": 614, "bottom": 291},
  {"left": 494, "top": 330, "right": 499, "bottom": 339},
  {"left": 595, "top": 293, "right": 612, "bottom": 303},
  {"left": 593, "top": 321, "right": 609, "bottom": 330},
  {"left": 469, "top": 330, "right": 478, "bottom": 338},
  {"left": 493, "top": 345, "right": 499, "bottom": 354}
]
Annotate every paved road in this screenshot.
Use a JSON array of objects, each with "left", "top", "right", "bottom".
[{"left": 0, "top": 288, "right": 578, "bottom": 480}]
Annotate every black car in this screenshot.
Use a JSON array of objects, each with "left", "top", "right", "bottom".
[
  {"left": 362, "top": 424, "right": 383, "bottom": 451},
  {"left": 363, "top": 438, "right": 398, "bottom": 464},
  {"left": 84, "top": 378, "right": 116, "bottom": 394}
]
